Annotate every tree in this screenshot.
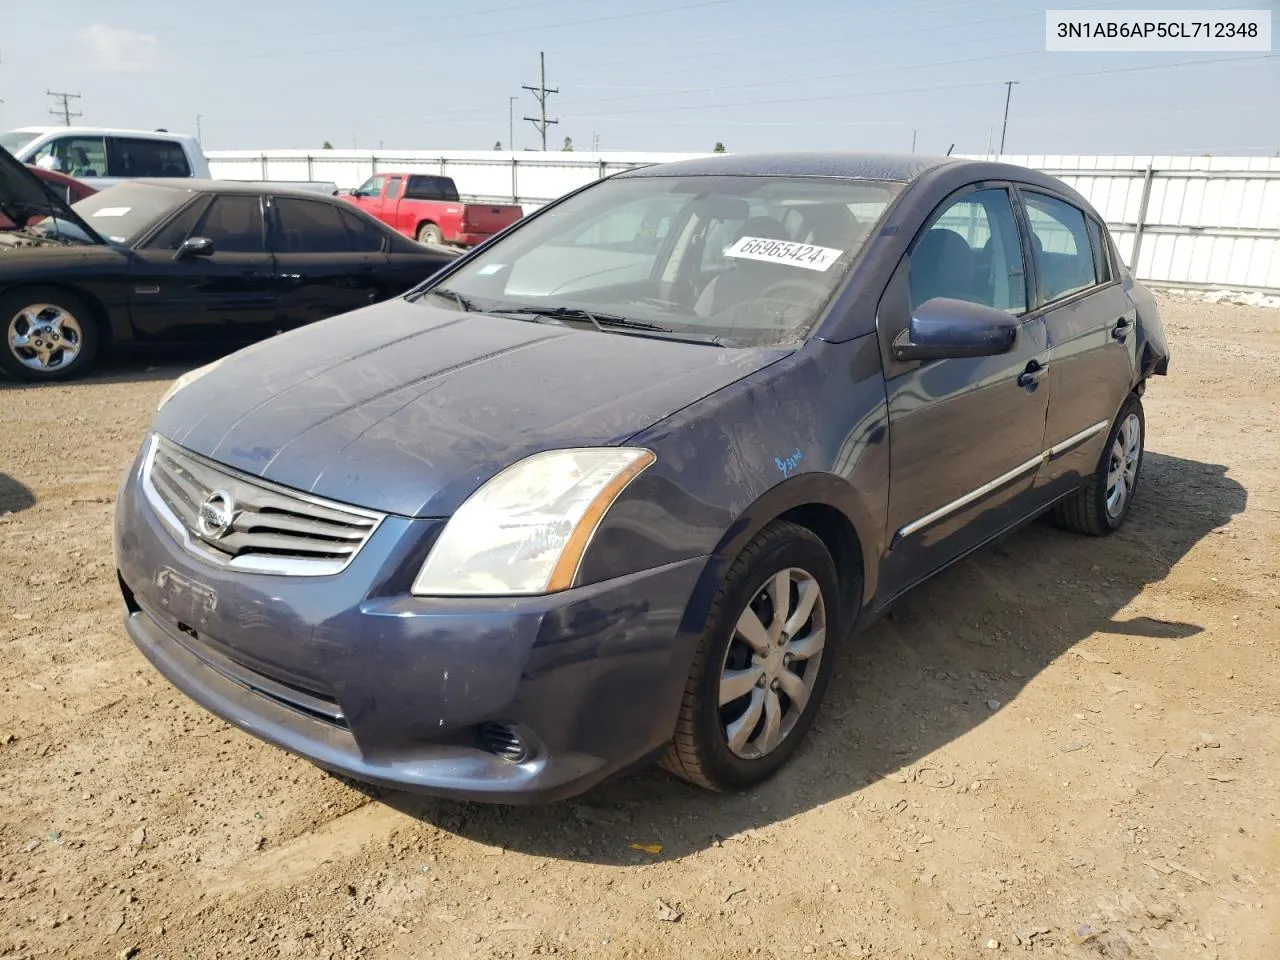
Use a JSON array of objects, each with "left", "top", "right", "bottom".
[
  {"left": 494, "top": 140, "right": 503, "bottom": 151},
  {"left": 322, "top": 141, "right": 334, "bottom": 150},
  {"left": 713, "top": 142, "right": 726, "bottom": 153},
  {"left": 561, "top": 136, "right": 574, "bottom": 152}
]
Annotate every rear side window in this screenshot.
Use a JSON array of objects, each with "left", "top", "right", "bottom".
[
  {"left": 336, "top": 206, "right": 386, "bottom": 253},
  {"left": 1022, "top": 192, "right": 1099, "bottom": 303},
  {"left": 195, "top": 196, "right": 266, "bottom": 253},
  {"left": 909, "top": 188, "right": 1027, "bottom": 315},
  {"left": 405, "top": 176, "right": 458, "bottom": 201},
  {"left": 273, "top": 197, "right": 353, "bottom": 253},
  {"left": 107, "top": 138, "right": 192, "bottom": 178},
  {"left": 1086, "top": 217, "right": 1113, "bottom": 284},
  {"left": 385, "top": 176, "right": 402, "bottom": 199}
]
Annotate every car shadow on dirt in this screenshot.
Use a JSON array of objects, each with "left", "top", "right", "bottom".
[
  {"left": 0, "top": 472, "right": 36, "bottom": 514},
  {"left": 362, "top": 450, "right": 1244, "bottom": 864}
]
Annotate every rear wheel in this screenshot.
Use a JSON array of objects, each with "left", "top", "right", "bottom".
[
  {"left": 0, "top": 288, "right": 100, "bottom": 382},
  {"left": 663, "top": 521, "right": 840, "bottom": 792},
  {"left": 1051, "top": 393, "right": 1145, "bottom": 536},
  {"left": 416, "top": 222, "right": 444, "bottom": 245}
]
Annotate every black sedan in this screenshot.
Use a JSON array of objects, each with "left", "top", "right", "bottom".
[{"left": 0, "top": 150, "right": 457, "bottom": 381}]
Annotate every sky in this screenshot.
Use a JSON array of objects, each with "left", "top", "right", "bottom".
[{"left": 1, "top": 0, "right": 1277, "bottom": 155}]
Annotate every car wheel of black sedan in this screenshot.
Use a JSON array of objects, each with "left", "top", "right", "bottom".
[
  {"left": 0, "top": 287, "right": 99, "bottom": 382},
  {"left": 664, "top": 521, "right": 839, "bottom": 792},
  {"left": 417, "top": 222, "right": 444, "bottom": 245},
  {"left": 1052, "top": 392, "right": 1146, "bottom": 536}
]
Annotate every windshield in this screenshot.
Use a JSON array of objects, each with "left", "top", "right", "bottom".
[
  {"left": 41, "top": 182, "right": 193, "bottom": 245},
  {"left": 424, "top": 175, "right": 901, "bottom": 348},
  {"left": 0, "top": 130, "right": 41, "bottom": 156}
]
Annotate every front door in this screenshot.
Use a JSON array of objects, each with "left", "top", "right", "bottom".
[
  {"left": 127, "top": 194, "right": 278, "bottom": 342},
  {"left": 876, "top": 185, "right": 1051, "bottom": 599},
  {"left": 1018, "top": 188, "right": 1135, "bottom": 490},
  {"left": 268, "top": 196, "right": 389, "bottom": 329}
]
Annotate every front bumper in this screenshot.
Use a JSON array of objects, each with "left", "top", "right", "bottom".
[{"left": 114, "top": 450, "right": 707, "bottom": 803}]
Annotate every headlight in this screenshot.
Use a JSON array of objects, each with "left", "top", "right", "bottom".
[
  {"left": 156, "top": 356, "right": 228, "bottom": 411},
  {"left": 411, "top": 447, "right": 656, "bottom": 596}
]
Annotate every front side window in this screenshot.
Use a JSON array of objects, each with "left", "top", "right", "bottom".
[
  {"left": 194, "top": 196, "right": 266, "bottom": 253},
  {"left": 107, "top": 137, "right": 192, "bottom": 178},
  {"left": 30, "top": 137, "right": 107, "bottom": 178},
  {"left": 909, "top": 188, "right": 1027, "bottom": 314},
  {"left": 1023, "top": 192, "right": 1099, "bottom": 303},
  {"left": 143, "top": 197, "right": 210, "bottom": 250},
  {"left": 426, "top": 175, "right": 901, "bottom": 348},
  {"left": 273, "top": 197, "right": 351, "bottom": 253},
  {"left": 354, "top": 176, "right": 385, "bottom": 198}
]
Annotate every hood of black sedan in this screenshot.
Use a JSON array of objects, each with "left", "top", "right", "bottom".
[
  {"left": 155, "top": 298, "right": 788, "bottom": 517},
  {"left": 0, "top": 145, "right": 103, "bottom": 241}
]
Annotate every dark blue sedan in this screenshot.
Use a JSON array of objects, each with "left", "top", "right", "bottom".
[{"left": 113, "top": 153, "right": 1170, "bottom": 802}]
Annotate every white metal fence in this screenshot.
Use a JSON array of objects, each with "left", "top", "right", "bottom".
[{"left": 206, "top": 149, "right": 1280, "bottom": 292}]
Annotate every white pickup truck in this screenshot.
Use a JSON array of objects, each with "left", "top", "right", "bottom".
[{"left": 0, "top": 126, "right": 211, "bottom": 189}]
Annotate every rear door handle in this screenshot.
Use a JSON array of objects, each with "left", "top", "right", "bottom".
[
  {"left": 1112, "top": 316, "right": 1132, "bottom": 341},
  {"left": 1017, "top": 360, "right": 1048, "bottom": 389}
]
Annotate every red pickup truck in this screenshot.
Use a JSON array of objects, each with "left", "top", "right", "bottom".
[{"left": 343, "top": 173, "right": 522, "bottom": 248}]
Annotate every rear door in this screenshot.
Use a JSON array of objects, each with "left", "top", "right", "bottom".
[
  {"left": 268, "top": 195, "right": 389, "bottom": 328},
  {"left": 1016, "top": 187, "right": 1134, "bottom": 491},
  {"left": 383, "top": 175, "right": 405, "bottom": 233},
  {"left": 126, "top": 193, "right": 279, "bottom": 342},
  {"left": 876, "top": 184, "right": 1051, "bottom": 599}
]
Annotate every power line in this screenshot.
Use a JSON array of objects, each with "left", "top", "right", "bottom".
[
  {"left": 522, "top": 51, "right": 559, "bottom": 151},
  {"left": 46, "top": 90, "right": 81, "bottom": 126}
]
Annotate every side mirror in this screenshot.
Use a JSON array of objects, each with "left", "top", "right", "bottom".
[
  {"left": 174, "top": 236, "right": 215, "bottom": 261},
  {"left": 892, "top": 297, "right": 1019, "bottom": 362}
]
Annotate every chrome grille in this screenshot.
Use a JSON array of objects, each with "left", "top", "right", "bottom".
[{"left": 141, "top": 434, "right": 383, "bottom": 576}]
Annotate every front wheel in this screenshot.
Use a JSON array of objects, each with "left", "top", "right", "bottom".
[
  {"left": 1051, "top": 393, "right": 1145, "bottom": 536},
  {"left": 663, "top": 521, "right": 841, "bottom": 792},
  {"left": 0, "top": 288, "right": 100, "bottom": 382}
]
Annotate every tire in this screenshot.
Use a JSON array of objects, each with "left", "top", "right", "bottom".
[
  {"left": 417, "top": 222, "right": 444, "bottom": 245},
  {"left": 1051, "top": 392, "right": 1145, "bottom": 536},
  {"left": 0, "top": 287, "right": 100, "bottom": 383},
  {"left": 663, "top": 521, "right": 841, "bottom": 792}
]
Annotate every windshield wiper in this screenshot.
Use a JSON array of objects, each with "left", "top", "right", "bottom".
[
  {"left": 422, "top": 287, "right": 478, "bottom": 312},
  {"left": 492, "top": 305, "right": 672, "bottom": 333}
]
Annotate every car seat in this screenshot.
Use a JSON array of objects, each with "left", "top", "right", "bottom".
[{"left": 909, "top": 228, "right": 976, "bottom": 307}]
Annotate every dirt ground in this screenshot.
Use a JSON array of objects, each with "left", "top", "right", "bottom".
[{"left": 1, "top": 293, "right": 1277, "bottom": 960}]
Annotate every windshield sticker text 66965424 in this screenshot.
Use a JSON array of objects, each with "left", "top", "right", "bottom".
[{"left": 723, "top": 236, "right": 843, "bottom": 272}]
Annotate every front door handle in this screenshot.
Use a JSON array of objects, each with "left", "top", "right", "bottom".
[
  {"left": 1112, "top": 316, "right": 1132, "bottom": 342},
  {"left": 1017, "top": 359, "right": 1048, "bottom": 389}
]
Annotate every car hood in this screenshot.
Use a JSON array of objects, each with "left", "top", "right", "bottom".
[
  {"left": 0, "top": 144, "right": 103, "bottom": 241},
  {"left": 155, "top": 298, "right": 789, "bottom": 517}
]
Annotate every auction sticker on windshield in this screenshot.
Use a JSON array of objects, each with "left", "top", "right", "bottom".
[
  {"left": 91, "top": 207, "right": 131, "bottom": 218},
  {"left": 724, "top": 236, "right": 843, "bottom": 271}
]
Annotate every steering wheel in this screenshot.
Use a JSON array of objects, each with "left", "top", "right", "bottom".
[{"left": 757, "top": 277, "right": 830, "bottom": 304}]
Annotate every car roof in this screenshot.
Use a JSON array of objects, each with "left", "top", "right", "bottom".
[
  {"left": 11, "top": 126, "right": 200, "bottom": 144},
  {"left": 616, "top": 152, "right": 960, "bottom": 183},
  {"left": 122, "top": 178, "right": 344, "bottom": 200}
]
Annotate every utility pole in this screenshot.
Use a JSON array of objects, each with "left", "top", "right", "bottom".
[
  {"left": 911, "top": 129, "right": 918, "bottom": 153},
  {"left": 195, "top": 114, "right": 203, "bottom": 144},
  {"left": 508, "top": 96, "right": 516, "bottom": 151},
  {"left": 592, "top": 131, "right": 599, "bottom": 153},
  {"left": 47, "top": 90, "right": 82, "bottom": 126},
  {"left": 986, "top": 126, "right": 993, "bottom": 158},
  {"left": 998, "top": 81, "right": 1018, "bottom": 157},
  {"left": 522, "top": 51, "right": 559, "bottom": 151}
]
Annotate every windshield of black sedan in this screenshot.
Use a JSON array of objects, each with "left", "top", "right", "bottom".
[
  {"left": 428, "top": 175, "right": 901, "bottom": 347},
  {"left": 39, "top": 182, "right": 194, "bottom": 244}
]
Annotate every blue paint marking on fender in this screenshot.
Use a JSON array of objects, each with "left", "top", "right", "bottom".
[{"left": 774, "top": 448, "right": 803, "bottom": 477}]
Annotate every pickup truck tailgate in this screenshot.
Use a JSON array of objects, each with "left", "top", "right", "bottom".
[{"left": 461, "top": 203, "right": 523, "bottom": 235}]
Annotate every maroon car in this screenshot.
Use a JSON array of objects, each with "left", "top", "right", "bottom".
[{"left": 0, "top": 165, "right": 95, "bottom": 230}]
